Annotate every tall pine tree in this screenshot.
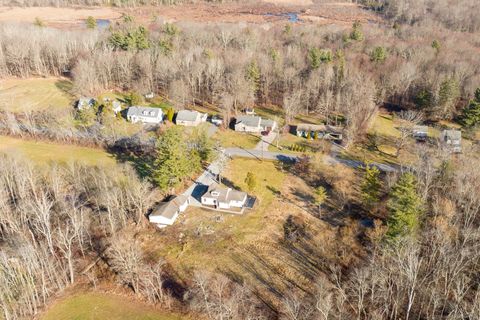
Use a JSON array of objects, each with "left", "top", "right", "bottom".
[
  {"left": 461, "top": 88, "right": 480, "bottom": 127},
  {"left": 361, "top": 164, "right": 382, "bottom": 209},
  {"left": 153, "top": 127, "right": 199, "bottom": 190},
  {"left": 387, "top": 173, "right": 423, "bottom": 240}
]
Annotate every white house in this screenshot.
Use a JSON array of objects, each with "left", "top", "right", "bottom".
[
  {"left": 127, "top": 106, "right": 163, "bottom": 124},
  {"left": 175, "top": 110, "right": 208, "bottom": 127},
  {"left": 76, "top": 97, "right": 96, "bottom": 110},
  {"left": 440, "top": 129, "right": 462, "bottom": 153},
  {"left": 201, "top": 183, "right": 247, "bottom": 210},
  {"left": 149, "top": 195, "right": 189, "bottom": 228},
  {"left": 234, "top": 115, "right": 277, "bottom": 133}
]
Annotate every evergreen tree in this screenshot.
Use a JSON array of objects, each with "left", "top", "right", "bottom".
[
  {"left": 370, "top": 46, "right": 388, "bottom": 63},
  {"left": 414, "top": 88, "right": 433, "bottom": 109},
  {"left": 245, "top": 172, "right": 257, "bottom": 192},
  {"left": 308, "top": 48, "right": 321, "bottom": 69},
  {"left": 192, "top": 128, "right": 213, "bottom": 162},
  {"left": 86, "top": 16, "right": 97, "bottom": 29},
  {"left": 153, "top": 127, "right": 199, "bottom": 190},
  {"left": 438, "top": 78, "right": 460, "bottom": 115},
  {"left": 461, "top": 88, "right": 480, "bottom": 127},
  {"left": 361, "top": 164, "right": 382, "bottom": 209},
  {"left": 386, "top": 173, "right": 423, "bottom": 240},
  {"left": 349, "top": 21, "right": 364, "bottom": 41},
  {"left": 246, "top": 61, "right": 261, "bottom": 92}
]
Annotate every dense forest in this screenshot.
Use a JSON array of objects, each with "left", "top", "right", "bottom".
[{"left": 1, "top": 0, "right": 480, "bottom": 319}]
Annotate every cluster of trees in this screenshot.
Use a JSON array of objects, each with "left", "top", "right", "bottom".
[
  {"left": 2, "top": 13, "right": 479, "bottom": 143},
  {"left": 153, "top": 126, "right": 212, "bottom": 190},
  {"left": 0, "top": 156, "right": 159, "bottom": 319},
  {"left": 368, "top": 0, "right": 480, "bottom": 32}
]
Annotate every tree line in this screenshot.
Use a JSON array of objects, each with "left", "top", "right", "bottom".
[{"left": 1, "top": 16, "right": 479, "bottom": 143}]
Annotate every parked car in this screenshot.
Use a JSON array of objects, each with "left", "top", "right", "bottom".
[{"left": 210, "top": 115, "right": 223, "bottom": 126}]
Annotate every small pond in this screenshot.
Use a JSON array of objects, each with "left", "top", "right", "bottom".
[
  {"left": 265, "top": 12, "right": 301, "bottom": 23},
  {"left": 84, "top": 19, "right": 111, "bottom": 29}
]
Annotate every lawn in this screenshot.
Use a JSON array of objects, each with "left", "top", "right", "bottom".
[
  {"left": 268, "top": 133, "right": 331, "bottom": 154},
  {"left": 41, "top": 292, "right": 184, "bottom": 320},
  {"left": 213, "top": 129, "right": 260, "bottom": 149},
  {"left": 0, "top": 77, "right": 74, "bottom": 112},
  {"left": 0, "top": 136, "right": 116, "bottom": 166},
  {"left": 142, "top": 159, "right": 287, "bottom": 276}
]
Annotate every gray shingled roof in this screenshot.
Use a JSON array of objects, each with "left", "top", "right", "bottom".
[
  {"left": 176, "top": 110, "right": 201, "bottom": 122},
  {"left": 236, "top": 115, "right": 261, "bottom": 128},
  {"left": 127, "top": 106, "right": 162, "bottom": 118},
  {"left": 443, "top": 129, "right": 461, "bottom": 140},
  {"left": 261, "top": 119, "right": 276, "bottom": 128},
  {"left": 205, "top": 183, "right": 247, "bottom": 203},
  {"left": 150, "top": 195, "right": 189, "bottom": 220}
]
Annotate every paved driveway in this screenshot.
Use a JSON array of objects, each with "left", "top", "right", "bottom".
[{"left": 254, "top": 131, "right": 277, "bottom": 152}]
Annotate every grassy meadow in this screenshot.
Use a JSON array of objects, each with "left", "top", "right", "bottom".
[
  {"left": 41, "top": 292, "right": 185, "bottom": 320},
  {"left": 0, "top": 136, "right": 115, "bottom": 166},
  {"left": 0, "top": 78, "right": 74, "bottom": 112}
]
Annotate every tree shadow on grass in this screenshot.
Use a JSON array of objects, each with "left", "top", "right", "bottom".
[
  {"left": 219, "top": 219, "right": 347, "bottom": 313},
  {"left": 54, "top": 79, "right": 74, "bottom": 95}
]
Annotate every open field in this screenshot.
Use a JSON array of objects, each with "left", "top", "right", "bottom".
[
  {"left": 0, "top": 78, "right": 74, "bottom": 113},
  {"left": 41, "top": 292, "right": 184, "bottom": 320},
  {"left": 0, "top": 136, "right": 115, "bottom": 166}
]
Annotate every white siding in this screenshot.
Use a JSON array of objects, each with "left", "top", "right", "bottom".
[{"left": 148, "top": 212, "right": 179, "bottom": 226}]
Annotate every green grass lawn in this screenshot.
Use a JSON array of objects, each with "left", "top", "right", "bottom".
[
  {"left": 0, "top": 78, "right": 74, "bottom": 112},
  {"left": 41, "top": 292, "right": 185, "bottom": 320},
  {"left": 0, "top": 136, "right": 116, "bottom": 166},
  {"left": 213, "top": 129, "right": 260, "bottom": 149}
]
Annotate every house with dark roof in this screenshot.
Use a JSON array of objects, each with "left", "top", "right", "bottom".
[
  {"left": 201, "top": 183, "right": 248, "bottom": 210},
  {"left": 175, "top": 110, "right": 208, "bottom": 127},
  {"left": 148, "top": 195, "right": 189, "bottom": 228},
  {"left": 295, "top": 124, "right": 343, "bottom": 141},
  {"left": 127, "top": 106, "right": 163, "bottom": 124},
  {"left": 234, "top": 115, "right": 277, "bottom": 133},
  {"left": 440, "top": 129, "right": 462, "bottom": 153}
]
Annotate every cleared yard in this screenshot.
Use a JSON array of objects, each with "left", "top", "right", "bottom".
[
  {"left": 0, "top": 78, "right": 74, "bottom": 112},
  {"left": 0, "top": 136, "right": 115, "bottom": 166},
  {"left": 213, "top": 129, "right": 261, "bottom": 149},
  {"left": 142, "top": 159, "right": 287, "bottom": 275},
  {"left": 41, "top": 292, "right": 184, "bottom": 320}
]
